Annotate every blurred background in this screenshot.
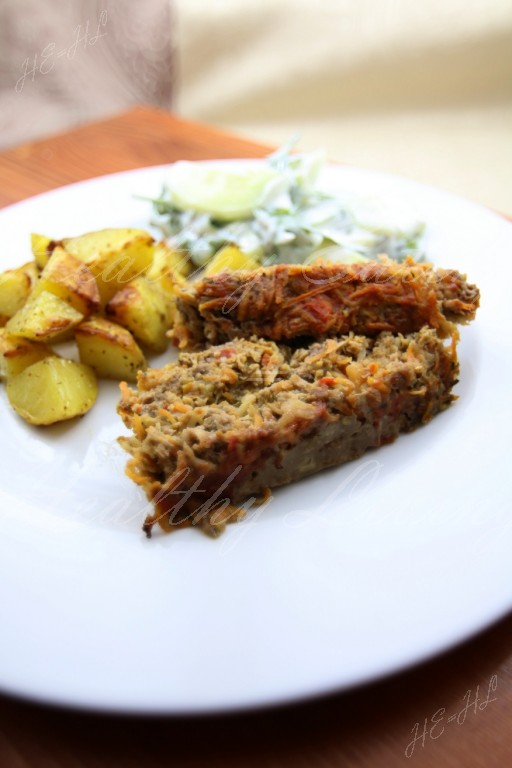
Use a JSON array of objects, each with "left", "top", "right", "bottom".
[{"left": 1, "top": 0, "right": 511, "bottom": 211}]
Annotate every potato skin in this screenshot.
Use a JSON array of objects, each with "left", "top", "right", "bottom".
[
  {"left": 75, "top": 315, "right": 147, "bottom": 382},
  {"left": 5, "top": 290, "right": 83, "bottom": 342},
  {"left": 0, "top": 261, "right": 38, "bottom": 325},
  {"left": 6, "top": 357, "right": 98, "bottom": 425},
  {"left": 30, "top": 233, "right": 55, "bottom": 270},
  {"left": 146, "top": 242, "right": 192, "bottom": 292},
  {"left": 106, "top": 277, "right": 171, "bottom": 353},
  {"left": 0, "top": 329, "right": 55, "bottom": 379},
  {"left": 62, "top": 228, "right": 155, "bottom": 306},
  {"left": 34, "top": 246, "right": 100, "bottom": 316}
]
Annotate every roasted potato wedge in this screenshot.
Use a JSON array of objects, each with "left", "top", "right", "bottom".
[
  {"left": 0, "top": 261, "right": 38, "bottom": 325},
  {"left": 203, "top": 244, "right": 260, "bottom": 276},
  {"left": 6, "top": 357, "right": 97, "bottom": 425},
  {"left": 75, "top": 316, "right": 147, "bottom": 382},
  {"left": 33, "top": 246, "right": 100, "bottom": 316},
  {"left": 62, "top": 228, "right": 154, "bottom": 305},
  {"left": 0, "top": 329, "right": 55, "bottom": 379},
  {"left": 106, "top": 277, "right": 171, "bottom": 353},
  {"left": 30, "top": 233, "right": 56, "bottom": 270},
  {"left": 145, "top": 244, "right": 189, "bottom": 324},
  {"left": 146, "top": 242, "right": 192, "bottom": 292},
  {"left": 5, "top": 290, "right": 83, "bottom": 342}
]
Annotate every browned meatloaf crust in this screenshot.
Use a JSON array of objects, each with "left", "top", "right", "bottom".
[
  {"left": 118, "top": 329, "right": 459, "bottom": 536},
  {"left": 172, "top": 258, "right": 479, "bottom": 349}
]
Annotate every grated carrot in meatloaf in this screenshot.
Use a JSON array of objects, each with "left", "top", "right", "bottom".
[
  {"left": 172, "top": 257, "right": 479, "bottom": 349},
  {"left": 118, "top": 328, "right": 459, "bottom": 537}
]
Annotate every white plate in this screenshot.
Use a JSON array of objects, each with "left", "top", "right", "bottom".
[{"left": 0, "top": 163, "right": 511, "bottom": 714}]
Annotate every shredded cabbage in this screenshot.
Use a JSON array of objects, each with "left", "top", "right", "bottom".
[{"left": 146, "top": 140, "right": 425, "bottom": 268}]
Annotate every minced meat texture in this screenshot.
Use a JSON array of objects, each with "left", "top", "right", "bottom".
[
  {"left": 172, "top": 258, "right": 479, "bottom": 349},
  {"left": 118, "top": 329, "right": 459, "bottom": 537}
]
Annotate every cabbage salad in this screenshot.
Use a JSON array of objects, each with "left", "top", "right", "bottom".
[{"left": 146, "top": 139, "right": 425, "bottom": 269}]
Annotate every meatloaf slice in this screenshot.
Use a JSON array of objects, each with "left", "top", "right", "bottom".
[
  {"left": 118, "top": 329, "right": 458, "bottom": 536},
  {"left": 172, "top": 258, "right": 479, "bottom": 348}
]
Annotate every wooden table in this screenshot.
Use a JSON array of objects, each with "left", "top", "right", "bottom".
[{"left": 0, "top": 107, "right": 511, "bottom": 767}]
